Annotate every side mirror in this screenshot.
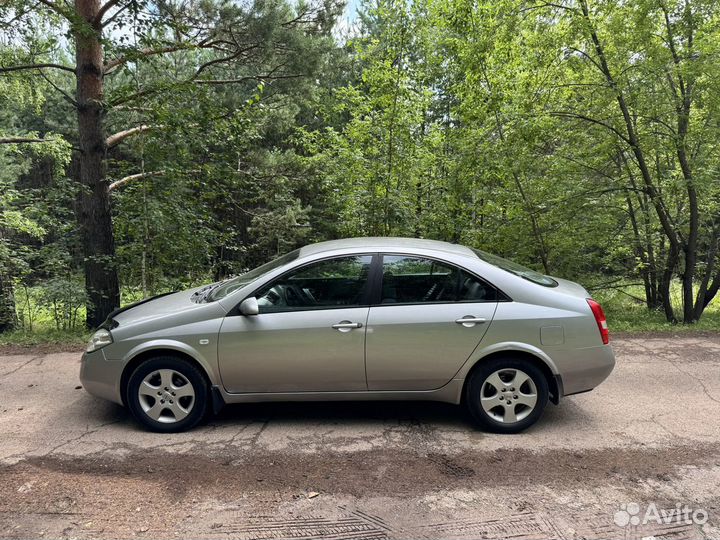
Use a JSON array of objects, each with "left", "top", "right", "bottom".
[{"left": 239, "top": 297, "right": 259, "bottom": 316}]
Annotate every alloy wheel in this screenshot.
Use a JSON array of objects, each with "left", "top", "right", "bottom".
[
  {"left": 137, "top": 368, "right": 196, "bottom": 424},
  {"left": 479, "top": 368, "right": 538, "bottom": 424}
]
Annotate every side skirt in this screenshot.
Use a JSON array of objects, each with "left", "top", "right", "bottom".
[{"left": 217, "top": 379, "right": 464, "bottom": 406}]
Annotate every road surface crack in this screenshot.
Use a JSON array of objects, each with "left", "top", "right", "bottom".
[
  {"left": 0, "top": 356, "right": 44, "bottom": 379},
  {"left": 666, "top": 357, "right": 720, "bottom": 405},
  {"left": 45, "top": 419, "right": 123, "bottom": 456}
]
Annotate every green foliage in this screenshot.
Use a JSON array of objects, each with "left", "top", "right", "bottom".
[
  {"left": 302, "top": 0, "right": 720, "bottom": 322},
  {"left": 15, "top": 278, "right": 87, "bottom": 332},
  {"left": 596, "top": 284, "right": 720, "bottom": 333},
  {"left": 0, "top": 131, "right": 73, "bottom": 332},
  {"left": 2, "top": 0, "right": 720, "bottom": 341},
  {"left": 36, "top": 277, "right": 87, "bottom": 330}
]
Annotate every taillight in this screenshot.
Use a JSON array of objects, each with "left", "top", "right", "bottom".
[{"left": 586, "top": 298, "right": 609, "bottom": 344}]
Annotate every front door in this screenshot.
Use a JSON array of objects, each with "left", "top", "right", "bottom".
[
  {"left": 365, "top": 254, "right": 498, "bottom": 390},
  {"left": 218, "top": 255, "right": 373, "bottom": 393}
]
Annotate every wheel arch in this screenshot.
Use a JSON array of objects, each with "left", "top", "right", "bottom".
[
  {"left": 119, "top": 347, "right": 213, "bottom": 406},
  {"left": 460, "top": 348, "right": 562, "bottom": 405}
]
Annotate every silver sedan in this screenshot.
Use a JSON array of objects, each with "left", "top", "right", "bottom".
[{"left": 80, "top": 237, "right": 615, "bottom": 433}]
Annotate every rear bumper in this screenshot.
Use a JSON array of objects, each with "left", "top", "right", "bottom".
[
  {"left": 557, "top": 344, "right": 615, "bottom": 397},
  {"left": 79, "top": 350, "right": 125, "bottom": 405}
]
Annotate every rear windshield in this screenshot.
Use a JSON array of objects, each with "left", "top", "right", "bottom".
[
  {"left": 206, "top": 249, "right": 301, "bottom": 302},
  {"left": 471, "top": 249, "right": 558, "bottom": 287}
]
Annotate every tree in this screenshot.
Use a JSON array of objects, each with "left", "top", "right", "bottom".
[
  {"left": 2, "top": 0, "right": 718, "bottom": 332},
  {"left": 424, "top": 0, "right": 720, "bottom": 323},
  {"left": 535, "top": 0, "right": 720, "bottom": 322},
  {"left": 0, "top": 138, "right": 72, "bottom": 332},
  {"left": 1, "top": 0, "right": 340, "bottom": 326}
]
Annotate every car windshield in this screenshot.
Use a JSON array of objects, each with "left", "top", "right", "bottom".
[
  {"left": 204, "top": 249, "right": 301, "bottom": 302},
  {"left": 471, "top": 248, "right": 558, "bottom": 287}
]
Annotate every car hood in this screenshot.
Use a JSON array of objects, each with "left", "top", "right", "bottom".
[{"left": 110, "top": 288, "right": 208, "bottom": 327}]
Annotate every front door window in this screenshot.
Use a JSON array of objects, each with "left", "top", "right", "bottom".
[{"left": 254, "top": 255, "right": 373, "bottom": 312}]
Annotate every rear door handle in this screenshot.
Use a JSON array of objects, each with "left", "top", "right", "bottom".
[
  {"left": 332, "top": 321, "right": 363, "bottom": 330},
  {"left": 455, "top": 317, "right": 487, "bottom": 325}
]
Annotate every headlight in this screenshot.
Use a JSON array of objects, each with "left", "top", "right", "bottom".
[{"left": 86, "top": 328, "right": 113, "bottom": 353}]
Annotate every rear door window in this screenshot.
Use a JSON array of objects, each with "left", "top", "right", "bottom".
[{"left": 380, "top": 255, "right": 498, "bottom": 304}]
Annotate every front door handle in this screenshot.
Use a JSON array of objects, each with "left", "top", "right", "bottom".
[
  {"left": 455, "top": 317, "right": 487, "bottom": 326},
  {"left": 332, "top": 321, "right": 363, "bottom": 331}
]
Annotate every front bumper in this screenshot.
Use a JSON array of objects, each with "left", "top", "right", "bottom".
[{"left": 79, "top": 350, "right": 125, "bottom": 405}]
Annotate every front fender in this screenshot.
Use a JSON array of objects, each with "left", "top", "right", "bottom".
[{"left": 118, "top": 339, "right": 221, "bottom": 396}]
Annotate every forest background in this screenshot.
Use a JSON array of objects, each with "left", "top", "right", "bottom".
[{"left": 1, "top": 0, "right": 719, "bottom": 345}]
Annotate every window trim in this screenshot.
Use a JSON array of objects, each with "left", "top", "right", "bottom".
[
  {"left": 230, "top": 251, "right": 512, "bottom": 315},
  {"left": 373, "top": 253, "right": 511, "bottom": 307},
  {"left": 230, "top": 253, "right": 380, "bottom": 315}
]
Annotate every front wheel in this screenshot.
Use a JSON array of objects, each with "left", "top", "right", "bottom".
[
  {"left": 465, "top": 356, "right": 549, "bottom": 434},
  {"left": 126, "top": 356, "right": 209, "bottom": 433}
]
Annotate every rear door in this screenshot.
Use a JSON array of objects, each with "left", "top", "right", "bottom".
[{"left": 365, "top": 254, "right": 498, "bottom": 390}]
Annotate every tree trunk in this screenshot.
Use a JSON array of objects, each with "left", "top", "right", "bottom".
[
  {"left": 703, "top": 271, "right": 720, "bottom": 310},
  {"left": 0, "top": 272, "right": 16, "bottom": 333},
  {"left": 679, "top": 150, "right": 698, "bottom": 324},
  {"left": 663, "top": 1, "right": 699, "bottom": 324},
  {"left": 580, "top": 0, "right": 682, "bottom": 321},
  {"left": 622, "top": 152, "right": 660, "bottom": 310},
  {"left": 624, "top": 191, "right": 654, "bottom": 308},
  {"left": 75, "top": 0, "right": 120, "bottom": 328},
  {"left": 694, "top": 225, "right": 720, "bottom": 319},
  {"left": 659, "top": 243, "right": 679, "bottom": 323}
]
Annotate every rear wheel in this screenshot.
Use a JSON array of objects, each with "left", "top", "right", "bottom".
[
  {"left": 126, "top": 356, "right": 208, "bottom": 433},
  {"left": 465, "top": 356, "right": 549, "bottom": 433}
]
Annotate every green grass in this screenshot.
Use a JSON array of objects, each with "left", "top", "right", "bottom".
[
  {"left": 2, "top": 285, "right": 177, "bottom": 349},
  {"left": 0, "top": 327, "right": 89, "bottom": 349},
  {"left": 593, "top": 285, "right": 720, "bottom": 333}
]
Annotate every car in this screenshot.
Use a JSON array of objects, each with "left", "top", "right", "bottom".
[{"left": 80, "top": 237, "right": 615, "bottom": 433}]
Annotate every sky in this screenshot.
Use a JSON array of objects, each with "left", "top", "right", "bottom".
[{"left": 335, "top": 0, "right": 361, "bottom": 40}]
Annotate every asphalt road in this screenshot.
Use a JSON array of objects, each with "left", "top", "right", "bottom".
[{"left": 1, "top": 335, "right": 719, "bottom": 539}]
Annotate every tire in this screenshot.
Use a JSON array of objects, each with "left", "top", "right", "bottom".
[
  {"left": 126, "top": 356, "right": 209, "bottom": 433},
  {"left": 464, "top": 356, "right": 549, "bottom": 434}
]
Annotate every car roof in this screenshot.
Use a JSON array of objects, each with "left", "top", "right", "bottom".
[{"left": 298, "top": 237, "right": 475, "bottom": 258}]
